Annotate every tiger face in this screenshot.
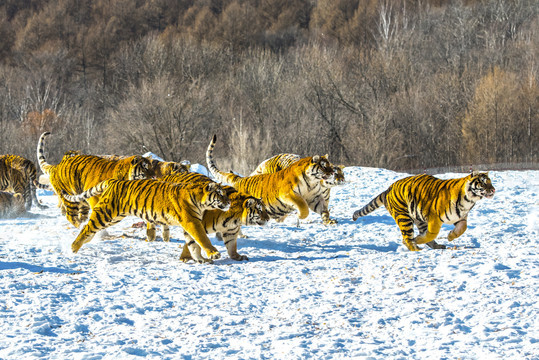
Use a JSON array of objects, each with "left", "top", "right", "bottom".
[
  {"left": 242, "top": 197, "right": 270, "bottom": 226},
  {"left": 469, "top": 172, "right": 495, "bottom": 199},
  {"left": 308, "top": 155, "right": 335, "bottom": 180},
  {"left": 202, "top": 182, "right": 230, "bottom": 211},
  {"left": 128, "top": 156, "right": 154, "bottom": 180},
  {"left": 323, "top": 165, "right": 346, "bottom": 187}
]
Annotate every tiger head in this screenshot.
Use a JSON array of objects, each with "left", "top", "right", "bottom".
[
  {"left": 152, "top": 160, "right": 190, "bottom": 178},
  {"left": 202, "top": 182, "right": 230, "bottom": 211},
  {"left": 323, "top": 165, "right": 346, "bottom": 187},
  {"left": 241, "top": 197, "right": 270, "bottom": 226},
  {"left": 468, "top": 171, "right": 495, "bottom": 199},
  {"left": 128, "top": 156, "right": 155, "bottom": 180},
  {"left": 307, "top": 155, "right": 335, "bottom": 180}
]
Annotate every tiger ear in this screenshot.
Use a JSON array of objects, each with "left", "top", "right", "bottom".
[
  {"left": 206, "top": 182, "right": 217, "bottom": 191},
  {"left": 312, "top": 155, "right": 320, "bottom": 163},
  {"left": 244, "top": 198, "right": 257, "bottom": 208},
  {"left": 471, "top": 170, "right": 480, "bottom": 176}
]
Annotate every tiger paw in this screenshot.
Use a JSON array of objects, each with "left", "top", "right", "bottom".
[
  {"left": 404, "top": 240, "right": 421, "bottom": 251},
  {"left": 323, "top": 218, "right": 338, "bottom": 225},
  {"left": 71, "top": 241, "right": 82, "bottom": 253},
  {"left": 207, "top": 251, "right": 221, "bottom": 260},
  {"left": 230, "top": 254, "right": 249, "bottom": 261}
]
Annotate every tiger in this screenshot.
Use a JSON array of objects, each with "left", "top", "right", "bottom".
[
  {"left": 62, "top": 178, "right": 230, "bottom": 263},
  {"left": 150, "top": 159, "right": 191, "bottom": 178},
  {"left": 0, "top": 154, "right": 47, "bottom": 210},
  {"left": 153, "top": 171, "right": 269, "bottom": 261},
  {"left": 0, "top": 191, "right": 26, "bottom": 219},
  {"left": 248, "top": 153, "right": 346, "bottom": 224},
  {"left": 206, "top": 135, "right": 335, "bottom": 222},
  {"left": 37, "top": 131, "right": 154, "bottom": 228},
  {"left": 352, "top": 171, "right": 496, "bottom": 251},
  {"left": 60, "top": 151, "right": 190, "bottom": 178}
]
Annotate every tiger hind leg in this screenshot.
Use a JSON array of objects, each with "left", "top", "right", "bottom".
[
  {"left": 416, "top": 220, "right": 446, "bottom": 249},
  {"left": 71, "top": 208, "right": 124, "bottom": 253},
  {"left": 395, "top": 214, "right": 420, "bottom": 251},
  {"left": 146, "top": 223, "right": 156, "bottom": 241},
  {"left": 414, "top": 220, "right": 442, "bottom": 248}
]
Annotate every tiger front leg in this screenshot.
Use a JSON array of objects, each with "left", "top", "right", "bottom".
[
  {"left": 285, "top": 193, "right": 310, "bottom": 220},
  {"left": 448, "top": 219, "right": 467, "bottom": 242},
  {"left": 321, "top": 211, "right": 337, "bottom": 225},
  {"left": 182, "top": 222, "right": 221, "bottom": 260},
  {"left": 222, "top": 230, "right": 248, "bottom": 261},
  {"left": 181, "top": 233, "right": 212, "bottom": 264},
  {"left": 309, "top": 194, "right": 336, "bottom": 225}
]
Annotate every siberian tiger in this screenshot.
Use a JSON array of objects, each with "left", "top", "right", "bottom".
[
  {"left": 249, "top": 153, "right": 346, "bottom": 224},
  {"left": 0, "top": 191, "right": 26, "bottom": 219},
  {"left": 0, "top": 154, "right": 47, "bottom": 210},
  {"left": 206, "top": 135, "right": 335, "bottom": 222},
  {"left": 150, "top": 159, "right": 191, "bottom": 178},
  {"left": 154, "top": 171, "right": 269, "bottom": 261},
  {"left": 60, "top": 151, "right": 190, "bottom": 178},
  {"left": 37, "top": 131, "right": 154, "bottom": 228},
  {"left": 62, "top": 178, "right": 230, "bottom": 262},
  {"left": 352, "top": 172, "right": 495, "bottom": 251}
]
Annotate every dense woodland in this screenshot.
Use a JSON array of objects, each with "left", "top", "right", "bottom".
[{"left": 0, "top": 0, "right": 537, "bottom": 173}]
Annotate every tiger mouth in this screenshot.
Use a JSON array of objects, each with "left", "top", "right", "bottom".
[{"left": 217, "top": 203, "right": 230, "bottom": 211}]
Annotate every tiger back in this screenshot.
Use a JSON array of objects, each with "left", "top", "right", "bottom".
[
  {"left": 249, "top": 154, "right": 301, "bottom": 176},
  {"left": 64, "top": 178, "right": 230, "bottom": 263},
  {"left": 206, "top": 135, "right": 335, "bottom": 222},
  {"left": 0, "top": 154, "right": 46, "bottom": 210},
  {"left": 352, "top": 172, "right": 495, "bottom": 251},
  {"left": 37, "top": 132, "right": 154, "bottom": 228},
  {"left": 0, "top": 191, "right": 26, "bottom": 219},
  {"left": 160, "top": 171, "right": 269, "bottom": 261}
]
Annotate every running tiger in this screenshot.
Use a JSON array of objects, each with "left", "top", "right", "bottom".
[
  {"left": 249, "top": 153, "right": 346, "bottom": 224},
  {"left": 0, "top": 191, "right": 26, "bottom": 219},
  {"left": 157, "top": 171, "right": 269, "bottom": 261},
  {"left": 63, "top": 178, "right": 230, "bottom": 262},
  {"left": 0, "top": 154, "right": 47, "bottom": 210},
  {"left": 37, "top": 132, "right": 154, "bottom": 227},
  {"left": 352, "top": 172, "right": 495, "bottom": 251},
  {"left": 206, "top": 135, "right": 335, "bottom": 222}
]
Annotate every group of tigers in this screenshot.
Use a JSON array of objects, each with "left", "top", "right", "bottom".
[{"left": 0, "top": 131, "right": 496, "bottom": 261}]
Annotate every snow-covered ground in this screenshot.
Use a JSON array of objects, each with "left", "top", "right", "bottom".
[{"left": 0, "top": 167, "right": 537, "bottom": 359}]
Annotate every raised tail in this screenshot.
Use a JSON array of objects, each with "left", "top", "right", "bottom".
[
  {"left": 62, "top": 180, "right": 110, "bottom": 203},
  {"left": 352, "top": 191, "right": 386, "bottom": 221},
  {"left": 206, "top": 135, "right": 240, "bottom": 185},
  {"left": 37, "top": 132, "right": 53, "bottom": 174}
]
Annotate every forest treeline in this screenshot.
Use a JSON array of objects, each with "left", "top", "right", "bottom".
[{"left": 0, "top": 0, "right": 537, "bottom": 173}]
